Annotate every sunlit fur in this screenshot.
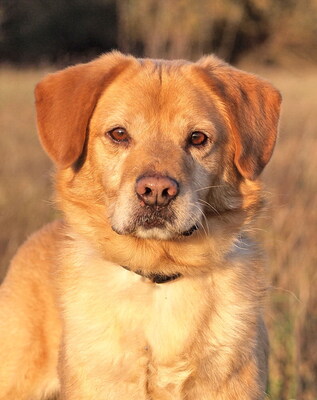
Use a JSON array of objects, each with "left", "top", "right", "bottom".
[{"left": 0, "top": 52, "right": 281, "bottom": 400}]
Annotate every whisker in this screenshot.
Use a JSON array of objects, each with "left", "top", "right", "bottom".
[
  {"left": 199, "top": 208, "right": 210, "bottom": 236},
  {"left": 184, "top": 212, "right": 200, "bottom": 236},
  {"left": 200, "top": 213, "right": 210, "bottom": 237},
  {"left": 195, "top": 185, "right": 224, "bottom": 193},
  {"left": 198, "top": 199, "right": 221, "bottom": 217},
  {"left": 232, "top": 241, "right": 248, "bottom": 251},
  {"left": 190, "top": 203, "right": 209, "bottom": 237},
  {"left": 197, "top": 220, "right": 208, "bottom": 237},
  {"left": 270, "top": 286, "right": 301, "bottom": 303}
]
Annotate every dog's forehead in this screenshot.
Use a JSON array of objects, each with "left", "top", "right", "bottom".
[
  {"left": 92, "top": 61, "right": 223, "bottom": 135},
  {"left": 103, "top": 63, "right": 199, "bottom": 107}
]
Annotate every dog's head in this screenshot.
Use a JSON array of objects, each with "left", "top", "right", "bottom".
[{"left": 35, "top": 52, "right": 281, "bottom": 246}]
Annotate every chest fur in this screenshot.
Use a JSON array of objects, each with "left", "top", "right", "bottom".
[{"left": 57, "top": 244, "right": 261, "bottom": 397}]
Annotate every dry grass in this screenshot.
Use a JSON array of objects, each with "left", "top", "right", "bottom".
[
  {"left": 0, "top": 65, "right": 316, "bottom": 399},
  {"left": 256, "top": 67, "right": 317, "bottom": 400},
  {"left": 0, "top": 67, "right": 55, "bottom": 280}
]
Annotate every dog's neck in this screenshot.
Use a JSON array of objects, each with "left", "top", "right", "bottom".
[{"left": 63, "top": 221, "right": 240, "bottom": 277}]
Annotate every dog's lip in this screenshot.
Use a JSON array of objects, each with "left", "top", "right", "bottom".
[
  {"left": 181, "top": 225, "right": 199, "bottom": 236},
  {"left": 111, "top": 225, "right": 126, "bottom": 235},
  {"left": 111, "top": 224, "right": 199, "bottom": 238}
]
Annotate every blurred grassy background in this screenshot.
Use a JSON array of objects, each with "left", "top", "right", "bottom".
[{"left": 0, "top": 1, "right": 316, "bottom": 399}]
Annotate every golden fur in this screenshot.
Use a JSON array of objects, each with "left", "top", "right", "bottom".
[{"left": 0, "top": 52, "right": 281, "bottom": 399}]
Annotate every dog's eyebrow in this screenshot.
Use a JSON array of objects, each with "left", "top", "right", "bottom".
[{"left": 99, "top": 117, "right": 132, "bottom": 131}]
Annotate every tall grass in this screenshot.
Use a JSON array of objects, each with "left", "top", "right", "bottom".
[
  {"left": 0, "top": 67, "right": 55, "bottom": 279},
  {"left": 0, "top": 65, "right": 316, "bottom": 399},
  {"left": 256, "top": 67, "right": 317, "bottom": 400}
]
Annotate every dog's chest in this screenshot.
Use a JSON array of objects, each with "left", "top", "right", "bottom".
[
  {"left": 60, "top": 258, "right": 212, "bottom": 395},
  {"left": 108, "top": 268, "right": 211, "bottom": 396},
  {"left": 109, "top": 266, "right": 210, "bottom": 358}
]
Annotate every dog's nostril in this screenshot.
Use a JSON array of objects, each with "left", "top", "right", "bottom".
[
  {"left": 144, "top": 187, "right": 152, "bottom": 195},
  {"left": 167, "top": 185, "right": 178, "bottom": 198}
]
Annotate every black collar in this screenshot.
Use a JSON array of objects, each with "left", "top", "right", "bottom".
[{"left": 121, "top": 265, "right": 182, "bottom": 284}]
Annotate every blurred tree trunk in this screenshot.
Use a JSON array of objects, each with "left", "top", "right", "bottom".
[
  {"left": 217, "top": 2, "right": 245, "bottom": 60},
  {"left": 116, "top": 0, "right": 214, "bottom": 59}
]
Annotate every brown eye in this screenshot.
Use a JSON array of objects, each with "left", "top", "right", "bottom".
[
  {"left": 190, "top": 131, "right": 208, "bottom": 146},
  {"left": 108, "top": 127, "right": 129, "bottom": 143}
]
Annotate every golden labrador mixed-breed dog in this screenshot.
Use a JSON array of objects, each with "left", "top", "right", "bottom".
[{"left": 0, "top": 52, "right": 281, "bottom": 400}]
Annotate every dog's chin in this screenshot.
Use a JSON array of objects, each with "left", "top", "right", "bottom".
[
  {"left": 134, "top": 227, "right": 176, "bottom": 240},
  {"left": 112, "top": 224, "right": 198, "bottom": 241}
]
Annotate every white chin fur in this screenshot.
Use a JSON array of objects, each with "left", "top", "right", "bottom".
[{"left": 134, "top": 227, "right": 176, "bottom": 240}]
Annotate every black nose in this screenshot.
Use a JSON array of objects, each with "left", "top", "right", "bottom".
[{"left": 135, "top": 175, "right": 179, "bottom": 206}]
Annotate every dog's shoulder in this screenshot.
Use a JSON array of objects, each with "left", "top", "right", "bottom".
[{"left": 4, "top": 220, "right": 64, "bottom": 285}]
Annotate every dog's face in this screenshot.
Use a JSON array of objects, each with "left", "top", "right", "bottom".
[
  {"left": 35, "top": 52, "right": 281, "bottom": 244},
  {"left": 88, "top": 63, "right": 231, "bottom": 240}
]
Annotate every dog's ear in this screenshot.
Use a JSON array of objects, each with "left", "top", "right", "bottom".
[
  {"left": 35, "top": 52, "right": 133, "bottom": 168},
  {"left": 196, "top": 56, "right": 282, "bottom": 180}
]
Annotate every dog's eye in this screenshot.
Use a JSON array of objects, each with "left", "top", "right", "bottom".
[
  {"left": 189, "top": 131, "right": 208, "bottom": 146},
  {"left": 108, "top": 127, "right": 129, "bottom": 143}
]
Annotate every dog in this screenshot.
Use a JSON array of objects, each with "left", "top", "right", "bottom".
[{"left": 0, "top": 52, "right": 281, "bottom": 400}]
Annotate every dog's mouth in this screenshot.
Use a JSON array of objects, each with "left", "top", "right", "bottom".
[
  {"left": 112, "top": 222, "right": 199, "bottom": 239},
  {"left": 111, "top": 200, "right": 200, "bottom": 240},
  {"left": 131, "top": 206, "right": 176, "bottom": 232}
]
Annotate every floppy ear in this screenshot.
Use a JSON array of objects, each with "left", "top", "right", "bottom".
[
  {"left": 197, "top": 56, "right": 282, "bottom": 180},
  {"left": 35, "top": 52, "right": 133, "bottom": 168}
]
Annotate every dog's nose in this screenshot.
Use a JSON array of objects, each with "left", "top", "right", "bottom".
[{"left": 135, "top": 175, "right": 179, "bottom": 206}]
